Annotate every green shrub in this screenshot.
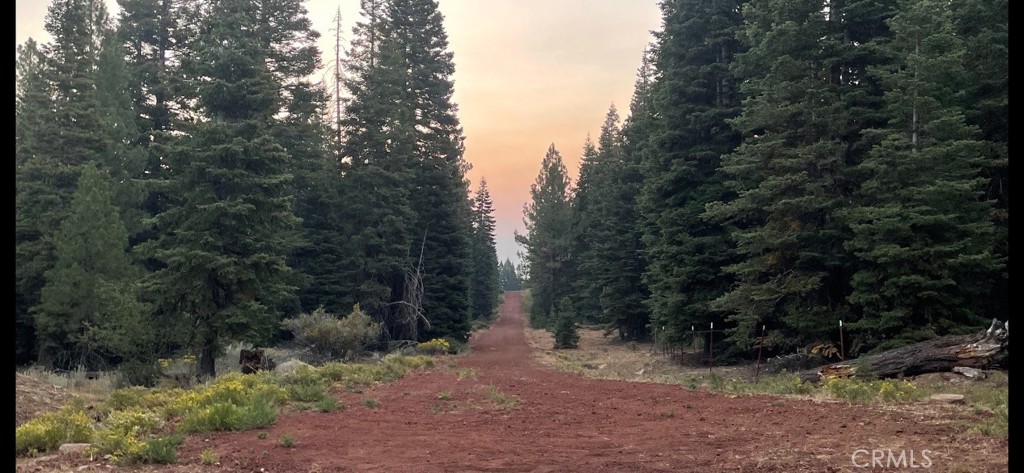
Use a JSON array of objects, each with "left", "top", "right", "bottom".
[
  {"left": 362, "top": 398, "right": 380, "bottom": 409},
  {"left": 279, "top": 366, "right": 329, "bottom": 403},
  {"left": 281, "top": 304, "right": 381, "bottom": 360},
  {"left": 142, "top": 434, "right": 182, "bottom": 464},
  {"left": 316, "top": 396, "right": 341, "bottom": 413},
  {"left": 417, "top": 338, "right": 450, "bottom": 355},
  {"left": 443, "top": 337, "right": 467, "bottom": 354},
  {"left": 200, "top": 448, "right": 219, "bottom": 465},
  {"left": 279, "top": 433, "right": 296, "bottom": 448},
  {"left": 16, "top": 402, "right": 94, "bottom": 456}
]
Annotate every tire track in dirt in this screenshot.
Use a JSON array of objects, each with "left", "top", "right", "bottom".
[{"left": 186, "top": 291, "right": 1007, "bottom": 473}]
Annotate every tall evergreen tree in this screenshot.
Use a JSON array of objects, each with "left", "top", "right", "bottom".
[
  {"left": 390, "top": 0, "right": 474, "bottom": 342},
  {"left": 572, "top": 104, "right": 650, "bottom": 340},
  {"left": 15, "top": 38, "right": 56, "bottom": 365},
  {"left": 115, "top": 0, "right": 188, "bottom": 248},
  {"left": 640, "top": 0, "right": 744, "bottom": 354},
  {"left": 705, "top": 0, "right": 896, "bottom": 354},
  {"left": 141, "top": 0, "right": 302, "bottom": 377},
  {"left": 567, "top": 136, "right": 601, "bottom": 323},
  {"left": 841, "top": 0, "right": 1002, "bottom": 350},
  {"left": 592, "top": 105, "right": 650, "bottom": 341},
  {"left": 516, "top": 144, "right": 574, "bottom": 328},
  {"left": 17, "top": 0, "right": 115, "bottom": 366},
  {"left": 95, "top": 31, "right": 149, "bottom": 240},
  {"left": 34, "top": 164, "right": 149, "bottom": 370},
  {"left": 336, "top": 0, "right": 419, "bottom": 340},
  {"left": 469, "top": 179, "right": 500, "bottom": 321},
  {"left": 950, "top": 0, "right": 1007, "bottom": 326}
]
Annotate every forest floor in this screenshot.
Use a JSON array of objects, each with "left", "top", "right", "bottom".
[{"left": 16, "top": 291, "right": 1008, "bottom": 472}]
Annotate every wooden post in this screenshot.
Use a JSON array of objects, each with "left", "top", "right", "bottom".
[
  {"left": 709, "top": 322, "right": 714, "bottom": 373},
  {"left": 692, "top": 325, "right": 696, "bottom": 365},
  {"left": 839, "top": 320, "right": 845, "bottom": 361},
  {"left": 755, "top": 325, "right": 766, "bottom": 384}
]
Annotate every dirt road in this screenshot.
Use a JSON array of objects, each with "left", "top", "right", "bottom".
[{"left": 181, "top": 291, "right": 1007, "bottom": 472}]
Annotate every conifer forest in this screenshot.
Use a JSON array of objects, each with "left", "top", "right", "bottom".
[{"left": 16, "top": 0, "right": 1007, "bottom": 378}]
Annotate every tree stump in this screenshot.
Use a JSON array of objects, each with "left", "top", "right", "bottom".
[{"left": 239, "top": 349, "right": 276, "bottom": 374}]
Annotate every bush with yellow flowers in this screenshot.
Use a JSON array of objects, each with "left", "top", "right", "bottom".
[
  {"left": 417, "top": 338, "right": 451, "bottom": 355},
  {"left": 173, "top": 372, "right": 286, "bottom": 433},
  {"left": 16, "top": 400, "right": 94, "bottom": 456},
  {"left": 91, "top": 407, "right": 164, "bottom": 464}
]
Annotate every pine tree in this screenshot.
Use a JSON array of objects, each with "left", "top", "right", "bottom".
[
  {"left": 950, "top": 0, "right": 1007, "bottom": 326},
  {"left": 17, "top": 0, "right": 115, "bottom": 366},
  {"left": 46, "top": 0, "right": 110, "bottom": 172},
  {"left": 567, "top": 136, "right": 601, "bottom": 322},
  {"left": 390, "top": 0, "right": 474, "bottom": 342},
  {"left": 34, "top": 164, "right": 149, "bottom": 370},
  {"left": 572, "top": 104, "right": 649, "bottom": 340},
  {"left": 15, "top": 38, "right": 56, "bottom": 365},
  {"left": 142, "top": 0, "right": 302, "bottom": 378},
  {"left": 336, "top": 0, "right": 419, "bottom": 340},
  {"left": 552, "top": 298, "right": 579, "bottom": 349},
  {"left": 640, "top": 0, "right": 744, "bottom": 355},
  {"left": 592, "top": 105, "right": 650, "bottom": 341},
  {"left": 516, "top": 144, "right": 574, "bottom": 328},
  {"left": 704, "top": 0, "right": 896, "bottom": 354},
  {"left": 841, "top": 0, "right": 1002, "bottom": 350},
  {"left": 95, "top": 30, "right": 149, "bottom": 240},
  {"left": 469, "top": 179, "right": 500, "bottom": 321}
]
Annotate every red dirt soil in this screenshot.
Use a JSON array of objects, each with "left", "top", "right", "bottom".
[{"left": 18, "top": 291, "right": 1007, "bottom": 472}]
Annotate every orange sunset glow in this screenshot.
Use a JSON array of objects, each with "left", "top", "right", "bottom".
[{"left": 15, "top": 0, "right": 664, "bottom": 263}]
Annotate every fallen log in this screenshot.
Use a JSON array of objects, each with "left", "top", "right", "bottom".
[{"left": 800, "top": 319, "right": 1007, "bottom": 383}]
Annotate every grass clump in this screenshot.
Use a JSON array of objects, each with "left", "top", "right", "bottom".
[
  {"left": 483, "top": 385, "right": 519, "bottom": 409},
  {"left": 436, "top": 390, "right": 453, "bottom": 400},
  {"left": 278, "top": 366, "right": 329, "bottom": 403},
  {"left": 362, "top": 398, "right": 381, "bottom": 409},
  {"left": 316, "top": 396, "right": 343, "bottom": 413},
  {"left": 279, "top": 433, "right": 296, "bottom": 448},
  {"left": 200, "top": 448, "right": 219, "bottom": 465},
  {"left": 317, "top": 355, "right": 433, "bottom": 390},
  {"left": 141, "top": 434, "right": 183, "bottom": 464},
  {"left": 456, "top": 368, "right": 478, "bottom": 380}
]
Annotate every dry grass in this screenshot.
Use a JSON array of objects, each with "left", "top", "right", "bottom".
[
  {"left": 525, "top": 325, "right": 1008, "bottom": 438},
  {"left": 524, "top": 325, "right": 751, "bottom": 384}
]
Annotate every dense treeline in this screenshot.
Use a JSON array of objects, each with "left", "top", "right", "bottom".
[
  {"left": 518, "top": 0, "right": 1007, "bottom": 360},
  {"left": 15, "top": 0, "right": 500, "bottom": 378}
]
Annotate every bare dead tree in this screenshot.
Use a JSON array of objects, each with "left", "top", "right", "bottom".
[{"left": 385, "top": 230, "right": 429, "bottom": 341}]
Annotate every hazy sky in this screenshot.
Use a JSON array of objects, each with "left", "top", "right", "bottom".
[{"left": 16, "top": 0, "right": 663, "bottom": 264}]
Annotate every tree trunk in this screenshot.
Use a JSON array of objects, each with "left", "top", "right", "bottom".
[
  {"left": 800, "top": 319, "right": 1008, "bottom": 383},
  {"left": 199, "top": 333, "right": 218, "bottom": 380}
]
